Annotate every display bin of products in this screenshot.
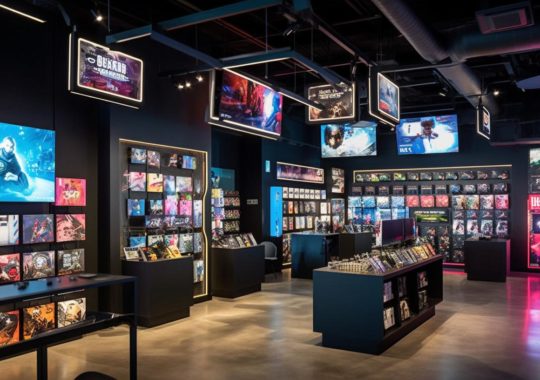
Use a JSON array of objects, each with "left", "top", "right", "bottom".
[
  {"left": 212, "top": 245, "right": 265, "bottom": 298},
  {"left": 313, "top": 254, "right": 443, "bottom": 354},
  {"left": 122, "top": 256, "right": 193, "bottom": 327},
  {"left": 0, "top": 274, "right": 137, "bottom": 379},
  {"left": 119, "top": 140, "right": 208, "bottom": 300},
  {"left": 352, "top": 165, "right": 511, "bottom": 267}
]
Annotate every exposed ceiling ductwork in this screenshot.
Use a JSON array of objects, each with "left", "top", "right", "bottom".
[{"left": 370, "top": 0, "right": 499, "bottom": 114}]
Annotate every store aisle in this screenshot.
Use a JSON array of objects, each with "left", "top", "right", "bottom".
[{"left": 0, "top": 271, "right": 538, "bottom": 380}]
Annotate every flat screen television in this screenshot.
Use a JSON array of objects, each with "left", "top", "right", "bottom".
[
  {"left": 218, "top": 71, "right": 283, "bottom": 137},
  {"left": 0, "top": 123, "right": 55, "bottom": 202},
  {"left": 321, "top": 122, "right": 377, "bottom": 158},
  {"left": 396, "top": 114, "right": 459, "bottom": 155},
  {"left": 382, "top": 219, "right": 404, "bottom": 246}
]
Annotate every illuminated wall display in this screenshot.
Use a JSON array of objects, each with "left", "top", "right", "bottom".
[
  {"left": 68, "top": 34, "right": 144, "bottom": 107},
  {"left": 529, "top": 194, "right": 540, "bottom": 269},
  {"left": 276, "top": 162, "right": 325, "bottom": 184}
]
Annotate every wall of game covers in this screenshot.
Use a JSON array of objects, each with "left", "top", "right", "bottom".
[
  {"left": 119, "top": 140, "right": 208, "bottom": 298},
  {"left": 352, "top": 165, "right": 511, "bottom": 265},
  {"left": 321, "top": 121, "right": 529, "bottom": 271}
]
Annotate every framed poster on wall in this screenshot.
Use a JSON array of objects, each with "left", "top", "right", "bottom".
[{"left": 276, "top": 162, "right": 324, "bottom": 184}]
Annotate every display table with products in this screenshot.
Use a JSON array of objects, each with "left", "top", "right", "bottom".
[
  {"left": 313, "top": 255, "right": 443, "bottom": 354},
  {"left": 464, "top": 238, "right": 510, "bottom": 282},
  {"left": 338, "top": 232, "right": 373, "bottom": 259},
  {"left": 212, "top": 245, "right": 265, "bottom": 298},
  {"left": 0, "top": 274, "right": 138, "bottom": 380},
  {"left": 291, "top": 232, "right": 339, "bottom": 279},
  {"left": 122, "top": 257, "right": 193, "bottom": 327}
]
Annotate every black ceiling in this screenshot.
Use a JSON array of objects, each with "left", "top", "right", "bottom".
[{"left": 19, "top": 0, "right": 540, "bottom": 119}]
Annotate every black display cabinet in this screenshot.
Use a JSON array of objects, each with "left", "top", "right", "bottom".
[
  {"left": 291, "top": 233, "right": 339, "bottom": 279},
  {"left": 212, "top": 246, "right": 265, "bottom": 298},
  {"left": 313, "top": 255, "right": 443, "bottom": 354},
  {"left": 338, "top": 232, "right": 373, "bottom": 259},
  {"left": 122, "top": 257, "right": 193, "bottom": 327},
  {"left": 464, "top": 238, "right": 510, "bottom": 282}
]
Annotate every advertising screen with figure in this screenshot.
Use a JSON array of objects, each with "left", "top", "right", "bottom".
[
  {"left": 0, "top": 123, "right": 55, "bottom": 202},
  {"left": 396, "top": 114, "right": 459, "bottom": 155},
  {"left": 321, "top": 123, "right": 377, "bottom": 157}
]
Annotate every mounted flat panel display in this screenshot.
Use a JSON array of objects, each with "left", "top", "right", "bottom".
[
  {"left": 396, "top": 114, "right": 459, "bottom": 155},
  {"left": 69, "top": 34, "right": 144, "bottom": 107},
  {"left": 276, "top": 162, "right": 324, "bottom": 184},
  {"left": 218, "top": 71, "right": 283, "bottom": 137},
  {"left": 477, "top": 106, "right": 491, "bottom": 140},
  {"left": 321, "top": 122, "right": 377, "bottom": 158},
  {"left": 0, "top": 122, "right": 55, "bottom": 202},
  {"left": 306, "top": 83, "right": 355, "bottom": 124},
  {"left": 377, "top": 73, "right": 400, "bottom": 123}
]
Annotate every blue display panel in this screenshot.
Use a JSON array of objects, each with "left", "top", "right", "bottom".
[{"left": 270, "top": 186, "right": 283, "bottom": 237}]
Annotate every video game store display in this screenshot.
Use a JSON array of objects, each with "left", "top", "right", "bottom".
[
  {"left": 118, "top": 140, "right": 208, "bottom": 298},
  {"left": 0, "top": 122, "right": 88, "bottom": 347},
  {"left": 352, "top": 165, "right": 511, "bottom": 266}
]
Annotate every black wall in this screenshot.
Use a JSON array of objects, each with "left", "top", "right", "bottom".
[
  {"left": 321, "top": 109, "right": 530, "bottom": 272},
  {"left": 0, "top": 17, "right": 101, "bottom": 301}
]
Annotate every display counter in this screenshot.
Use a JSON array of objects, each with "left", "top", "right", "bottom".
[
  {"left": 212, "top": 245, "right": 265, "bottom": 298},
  {"left": 122, "top": 257, "right": 193, "bottom": 327},
  {"left": 291, "top": 232, "right": 339, "bottom": 279},
  {"left": 313, "top": 255, "right": 443, "bottom": 354},
  {"left": 464, "top": 238, "right": 510, "bottom": 282}
]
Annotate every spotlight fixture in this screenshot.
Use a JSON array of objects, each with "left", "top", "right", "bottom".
[
  {"left": 282, "top": 22, "right": 301, "bottom": 37},
  {"left": 90, "top": 9, "right": 103, "bottom": 22},
  {"left": 177, "top": 83, "right": 184, "bottom": 90},
  {"left": 196, "top": 74, "right": 204, "bottom": 82},
  {"left": 438, "top": 91, "right": 447, "bottom": 97},
  {"left": 185, "top": 81, "right": 192, "bottom": 88},
  {"left": 493, "top": 89, "right": 500, "bottom": 96},
  {"left": 438, "top": 86, "right": 449, "bottom": 97}
]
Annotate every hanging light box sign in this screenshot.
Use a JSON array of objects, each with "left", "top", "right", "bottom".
[
  {"left": 68, "top": 34, "right": 144, "bottom": 108},
  {"left": 305, "top": 83, "right": 356, "bottom": 124},
  {"left": 477, "top": 106, "right": 491, "bottom": 140},
  {"left": 368, "top": 68, "right": 401, "bottom": 126}
]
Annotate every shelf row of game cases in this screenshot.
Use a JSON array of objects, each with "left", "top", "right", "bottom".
[
  {"left": 354, "top": 168, "right": 510, "bottom": 183},
  {"left": 346, "top": 194, "right": 509, "bottom": 209},
  {"left": 350, "top": 182, "right": 510, "bottom": 196},
  {"left": 0, "top": 249, "right": 85, "bottom": 285},
  {"left": 0, "top": 214, "right": 85, "bottom": 247},
  {"left": 128, "top": 147, "right": 199, "bottom": 170},
  {"left": 0, "top": 295, "right": 87, "bottom": 347},
  {"left": 126, "top": 172, "right": 202, "bottom": 193}
]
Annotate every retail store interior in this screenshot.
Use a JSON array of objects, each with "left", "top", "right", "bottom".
[{"left": 0, "top": 0, "right": 539, "bottom": 379}]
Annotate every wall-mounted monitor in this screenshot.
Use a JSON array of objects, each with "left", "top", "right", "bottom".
[
  {"left": 306, "top": 83, "right": 355, "bottom": 124},
  {"left": 276, "top": 162, "right": 324, "bottom": 184},
  {"left": 217, "top": 70, "right": 283, "bottom": 137},
  {"left": 0, "top": 122, "right": 55, "bottom": 202},
  {"left": 321, "top": 122, "right": 377, "bottom": 158},
  {"left": 477, "top": 106, "right": 491, "bottom": 140},
  {"left": 68, "top": 34, "right": 144, "bottom": 108},
  {"left": 396, "top": 114, "right": 459, "bottom": 155},
  {"left": 381, "top": 219, "right": 404, "bottom": 246}
]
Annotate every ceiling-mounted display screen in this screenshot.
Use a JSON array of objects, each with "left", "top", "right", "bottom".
[
  {"left": 0, "top": 123, "right": 55, "bottom": 202},
  {"left": 69, "top": 35, "right": 143, "bottom": 106},
  {"left": 396, "top": 114, "right": 459, "bottom": 155},
  {"left": 321, "top": 123, "right": 377, "bottom": 158},
  {"left": 377, "top": 73, "right": 400, "bottom": 123},
  {"left": 477, "top": 106, "right": 491, "bottom": 140},
  {"left": 307, "top": 83, "right": 355, "bottom": 123},
  {"left": 218, "top": 71, "right": 283, "bottom": 136}
]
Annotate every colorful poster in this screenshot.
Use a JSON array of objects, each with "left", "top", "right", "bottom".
[
  {"left": 307, "top": 83, "right": 355, "bottom": 123},
  {"left": 56, "top": 214, "right": 86, "bottom": 242},
  {"left": 75, "top": 37, "right": 143, "bottom": 103},
  {"left": 55, "top": 178, "right": 86, "bottom": 206},
  {"left": 276, "top": 162, "right": 324, "bottom": 184}
]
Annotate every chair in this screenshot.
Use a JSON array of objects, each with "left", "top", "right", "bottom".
[{"left": 260, "top": 241, "right": 280, "bottom": 274}]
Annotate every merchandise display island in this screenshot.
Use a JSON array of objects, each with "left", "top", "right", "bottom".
[
  {"left": 212, "top": 245, "right": 265, "bottom": 298},
  {"left": 313, "top": 255, "right": 443, "bottom": 354},
  {"left": 464, "top": 238, "right": 510, "bottom": 282}
]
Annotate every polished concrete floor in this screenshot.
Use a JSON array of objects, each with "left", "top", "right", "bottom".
[{"left": 1, "top": 271, "right": 540, "bottom": 379}]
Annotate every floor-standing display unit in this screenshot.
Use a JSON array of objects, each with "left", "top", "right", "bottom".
[
  {"left": 118, "top": 139, "right": 209, "bottom": 307},
  {"left": 313, "top": 254, "right": 443, "bottom": 354},
  {"left": 291, "top": 232, "right": 339, "bottom": 279}
]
